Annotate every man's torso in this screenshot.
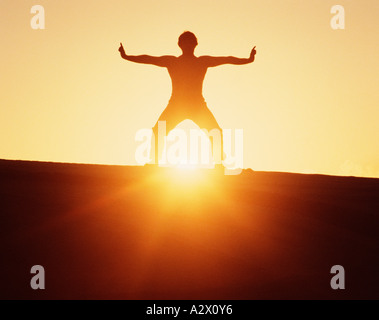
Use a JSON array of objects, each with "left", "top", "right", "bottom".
[{"left": 166, "top": 56, "right": 208, "bottom": 103}]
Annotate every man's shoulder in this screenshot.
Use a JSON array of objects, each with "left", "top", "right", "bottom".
[
  {"left": 161, "top": 55, "right": 177, "bottom": 60},
  {"left": 197, "top": 55, "right": 216, "bottom": 64},
  {"left": 159, "top": 55, "right": 177, "bottom": 66}
]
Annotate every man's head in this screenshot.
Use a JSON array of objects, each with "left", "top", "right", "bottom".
[{"left": 178, "top": 31, "right": 198, "bottom": 52}]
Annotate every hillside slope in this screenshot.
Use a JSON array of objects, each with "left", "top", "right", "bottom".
[{"left": 0, "top": 159, "right": 378, "bottom": 299}]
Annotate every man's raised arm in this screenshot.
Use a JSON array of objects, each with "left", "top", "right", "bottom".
[
  {"left": 118, "top": 43, "right": 173, "bottom": 67},
  {"left": 202, "top": 46, "right": 256, "bottom": 67}
]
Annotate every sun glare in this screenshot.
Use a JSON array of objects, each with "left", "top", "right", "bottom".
[
  {"left": 140, "top": 165, "right": 224, "bottom": 216},
  {"left": 166, "top": 166, "right": 211, "bottom": 185}
]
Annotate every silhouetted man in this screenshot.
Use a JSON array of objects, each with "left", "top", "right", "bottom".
[{"left": 119, "top": 31, "right": 256, "bottom": 165}]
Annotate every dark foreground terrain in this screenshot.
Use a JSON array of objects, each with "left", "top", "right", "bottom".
[{"left": 0, "top": 159, "right": 378, "bottom": 299}]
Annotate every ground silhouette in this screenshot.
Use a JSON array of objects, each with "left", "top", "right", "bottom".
[{"left": 1, "top": 159, "right": 378, "bottom": 299}]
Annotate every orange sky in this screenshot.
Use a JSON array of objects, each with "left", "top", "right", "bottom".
[{"left": 1, "top": 0, "right": 378, "bottom": 177}]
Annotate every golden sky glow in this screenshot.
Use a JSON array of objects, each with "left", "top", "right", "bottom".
[{"left": 1, "top": 0, "right": 378, "bottom": 177}]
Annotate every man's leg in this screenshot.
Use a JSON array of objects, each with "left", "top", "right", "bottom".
[
  {"left": 192, "top": 105, "right": 224, "bottom": 165},
  {"left": 151, "top": 104, "right": 182, "bottom": 165},
  {"left": 151, "top": 122, "right": 162, "bottom": 165}
]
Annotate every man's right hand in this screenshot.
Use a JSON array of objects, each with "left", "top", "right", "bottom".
[
  {"left": 249, "top": 46, "right": 257, "bottom": 61},
  {"left": 119, "top": 42, "right": 126, "bottom": 57}
]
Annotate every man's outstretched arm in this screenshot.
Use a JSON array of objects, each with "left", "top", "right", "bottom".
[
  {"left": 202, "top": 46, "right": 256, "bottom": 67},
  {"left": 118, "top": 43, "right": 173, "bottom": 67}
]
